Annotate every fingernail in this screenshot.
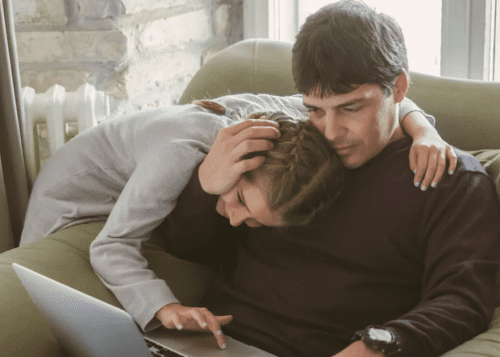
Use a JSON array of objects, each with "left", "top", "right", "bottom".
[
  {"left": 421, "top": 186, "right": 427, "bottom": 191},
  {"left": 221, "top": 343, "right": 227, "bottom": 349},
  {"left": 431, "top": 182, "right": 437, "bottom": 188},
  {"left": 202, "top": 322, "right": 207, "bottom": 327},
  {"left": 177, "top": 325, "right": 183, "bottom": 330},
  {"left": 449, "top": 170, "right": 454, "bottom": 175},
  {"left": 217, "top": 330, "right": 222, "bottom": 336},
  {"left": 414, "top": 182, "right": 420, "bottom": 188},
  {"left": 413, "top": 169, "right": 416, "bottom": 174}
]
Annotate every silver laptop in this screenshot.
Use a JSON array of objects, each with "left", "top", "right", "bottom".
[{"left": 12, "top": 263, "right": 276, "bottom": 357}]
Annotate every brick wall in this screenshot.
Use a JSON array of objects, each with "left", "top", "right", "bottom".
[{"left": 13, "top": 0, "right": 243, "bottom": 115}]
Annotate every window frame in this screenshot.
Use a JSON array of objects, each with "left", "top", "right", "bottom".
[
  {"left": 441, "top": 0, "right": 494, "bottom": 80},
  {"left": 244, "top": 0, "right": 496, "bottom": 80}
]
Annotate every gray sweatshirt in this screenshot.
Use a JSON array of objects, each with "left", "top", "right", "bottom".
[{"left": 19, "top": 93, "right": 428, "bottom": 332}]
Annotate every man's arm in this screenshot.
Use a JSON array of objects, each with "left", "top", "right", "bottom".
[
  {"left": 385, "top": 164, "right": 499, "bottom": 356},
  {"left": 336, "top": 161, "right": 500, "bottom": 357}
]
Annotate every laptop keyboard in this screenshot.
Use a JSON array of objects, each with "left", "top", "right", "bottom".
[{"left": 145, "top": 338, "right": 186, "bottom": 357}]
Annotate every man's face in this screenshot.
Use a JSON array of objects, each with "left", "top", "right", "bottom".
[{"left": 303, "top": 84, "right": 404, "bottom": 169}]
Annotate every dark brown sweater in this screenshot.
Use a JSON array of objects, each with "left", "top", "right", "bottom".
[{"left": 167, "top": 137, "right": 500, "bottom": 357}]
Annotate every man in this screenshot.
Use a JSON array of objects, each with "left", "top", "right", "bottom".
[{"left": 195, "top": 1, "right": 500, "bottom": 356}]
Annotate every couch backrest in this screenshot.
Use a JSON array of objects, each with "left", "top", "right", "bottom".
[
  {"left": 180, "top": 38, "right": 500, "bottom": 151},
  {"left": 179, "top": 39, "right": 297, "bottom": 102},
  {"left": 407, "top": 72, "right": 500, "bottom": 150}
]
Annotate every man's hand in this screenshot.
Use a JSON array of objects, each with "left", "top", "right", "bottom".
[
  {"left": 155, "top": 303, "right": 233, "bottom": 349},
  {"left": 332, "top": 341, "right": 384, "bottom": 357},
  {"left": 199, "top": 118, "right": 280, "bottom": 195},
  {"left": 409, "top": 132, "right": 457, "bottom": 191}
]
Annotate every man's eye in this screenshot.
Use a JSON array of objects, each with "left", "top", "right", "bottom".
[
  {"left": 237, "top": 191, "right": 244, "bottom": 204},
  {"left": 344, "top": 105, "right": 360, "bottom": 113},
  {"left": 307, "top": 107, "right": 319, "bottom": 113}
]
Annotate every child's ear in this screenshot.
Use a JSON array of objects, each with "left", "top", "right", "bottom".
[{"left": 393, "top": 71, "right": 409, "bottom": 104}]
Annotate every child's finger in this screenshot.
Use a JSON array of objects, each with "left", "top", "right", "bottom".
[
  {"left": 430, "top": 152, "right": 447, "bottom": 188},
  {"left": 413, "top": 151, "right": 429, "bottom": 188},
  {"left": 409, "top": 146, "right": 418, "bottom": 174},
  {"left": 234, "top": 126, "right": 281, "bottom": 143},
  {"left": 235, "top": 155, "right": 267, "bottom": 175},
  {"left": 227, "top": 118, "right": 279, "bottom": 135},
  {"left": 420, "top": 150, "right": 439, "bottom": 191},
  {"left": 189, "top": 309, "right": 209, "bottom": 330},
  {"left": 171, "top": 314, "right": 184, "bottom": 331},
  {"left": 447, "top": 146, "right": 457, "bottom": 175},
  {"left": 233, "top": 139, "right": 274, "bottom": 162},
  {"left": 204, "top": 314, "right": 227, "bottom": 349}
]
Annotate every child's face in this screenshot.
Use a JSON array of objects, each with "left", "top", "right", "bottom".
[{"left": 216, "top": 174, "right": 282, "bottom": 227}]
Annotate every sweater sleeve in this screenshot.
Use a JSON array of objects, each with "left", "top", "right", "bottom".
[
  {"left": 383, "top": 159, "right": 500, "bottom": 356},
  {"left": 399, "top": 97, "right": 436, "bottom": 126},
  {"left": 89, "top": 143, "right": 207, "bottom": 332}
]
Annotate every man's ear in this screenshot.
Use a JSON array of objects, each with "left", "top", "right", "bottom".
[{"left": 393, "top": 71, "right": 409, "bottom": 104}]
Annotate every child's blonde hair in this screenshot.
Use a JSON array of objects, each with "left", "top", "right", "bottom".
[{"left": 195, "top": 100, "right": 344, "bottom": 226}]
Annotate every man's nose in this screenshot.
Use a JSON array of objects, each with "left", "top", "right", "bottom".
[{"left": 324, "top": 110, "right": 342, "bottom": 142}]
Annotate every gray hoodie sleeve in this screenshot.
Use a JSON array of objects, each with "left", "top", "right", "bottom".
[
  {"left": 89, "top": 108, "right": 223, "bottom": 332},
  {"left": 399, "top": 97, "right": 436, "bottom": 126}
]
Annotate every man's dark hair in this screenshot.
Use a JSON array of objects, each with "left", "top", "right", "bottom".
[{"left": 292, "top": 0, "right": 408, "bottom": 97}]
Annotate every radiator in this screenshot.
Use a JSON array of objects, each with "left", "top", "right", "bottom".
[{"left": 20, "top": 84, "right": 111, "bottom": 187}]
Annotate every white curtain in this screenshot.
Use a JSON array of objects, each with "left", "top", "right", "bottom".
[{"left": 0, "top": 0, "right": 29, "bottom": 251}]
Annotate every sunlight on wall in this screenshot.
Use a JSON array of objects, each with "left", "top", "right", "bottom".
[{"left": 298, "top": 0, "right": 442, "bottom": 76}]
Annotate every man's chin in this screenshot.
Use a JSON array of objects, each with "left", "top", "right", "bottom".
[{"left": 339, "top": 155, "right": 363, "bottom": 169}]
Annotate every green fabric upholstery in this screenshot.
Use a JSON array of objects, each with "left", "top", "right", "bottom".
[
  {"left": 441, "top": 307, "right": 500, "bottom": 356},
  {"left": 0, "top": 222, "right": 212, "bottom": 357},
  {"left": 470, "top": 149, "right": 500, "bottom": 200},
  {"left": 2, "top": 38, "right": 500, "bottom": 357},
  {"left": 179, "top": 39, "right": 297, "bottom": 103}
]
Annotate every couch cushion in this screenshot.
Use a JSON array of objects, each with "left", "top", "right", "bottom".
[
  {"left": 0, "top": 221, "right": 212, "bottom": 357},
  {"left": 470, "top": 149, "right": 500, "bottom": 201},
  {"left": 441, "top": 307, "right": 500, "bottom": 356}
]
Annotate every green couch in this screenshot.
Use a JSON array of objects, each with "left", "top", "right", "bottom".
[{"left": 1, "top": 39, "right": 500, "bottom": 357}]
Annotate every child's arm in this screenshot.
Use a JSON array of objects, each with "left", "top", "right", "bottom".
[
  {"left": 400, "top": 101, "right": 457, "bottom": 191},
  {"left": 198, "top": 118, "right": 280, "bottom": 195}
]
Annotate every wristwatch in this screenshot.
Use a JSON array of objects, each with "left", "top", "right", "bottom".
[{"left": 351, "top": 325, "right": 402, "bottom": 356}]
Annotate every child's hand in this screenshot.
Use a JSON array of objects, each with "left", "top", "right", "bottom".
[
  {"left": 409, "top": 132, "right": 457, "bottom": 191},
  {"left": 199, "top": 118, "right": 280, "bottom": 195},
  {"left": 155, "top": 303, "right": 233, "bottom": 349}
]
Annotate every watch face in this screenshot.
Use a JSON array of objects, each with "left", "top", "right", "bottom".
[{"left": 368, "top": 327, "right": 394, "bottom": 343}]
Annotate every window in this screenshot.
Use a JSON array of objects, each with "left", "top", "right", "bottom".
[
  {"left": 298, "top": 0, "right": 442, "bottom": 76},
  {"left": 244, "top": 0, "right": 497, "bottom": 80}
]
